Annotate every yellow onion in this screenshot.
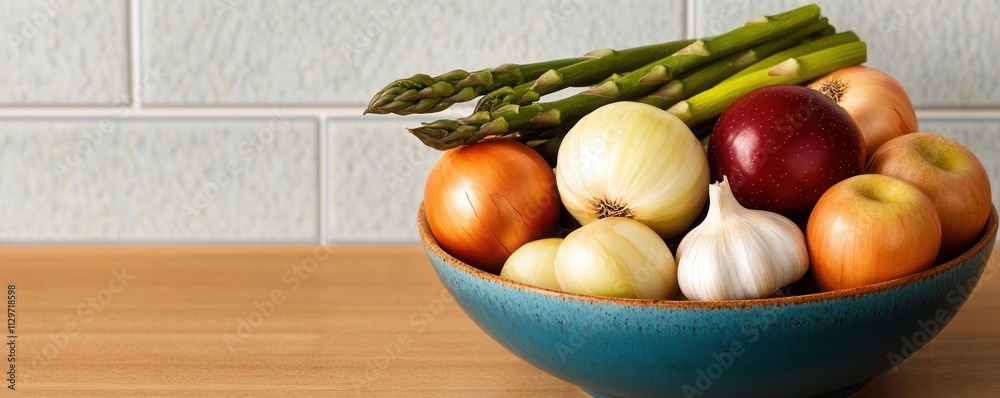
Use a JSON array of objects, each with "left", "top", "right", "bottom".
[
  {"left": 500, "top": 238, "right": 563, "bottom": 290},
  {"left": 808, "top": 65, "right": 918, "bottom": 158},
  {"left": 424, "top": 139, "right": 560, "bottom": 274},
  {"left": 554, "top": 217, "right": 678, "bottom": 299},
  {"left": 555, "top": 102, "right": 709, "bottom": 238}
]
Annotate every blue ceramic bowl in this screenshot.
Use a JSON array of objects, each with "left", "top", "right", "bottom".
[{"left": 419, "top": 206, "right": 998, "bottom": 398}]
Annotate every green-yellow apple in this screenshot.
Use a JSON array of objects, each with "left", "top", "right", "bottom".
[
  {"left": 807, "top": 174, "right": 941, "bottom": 291},
  {"left": 867, "top": 133, "right": 992, "bottom": 258}
]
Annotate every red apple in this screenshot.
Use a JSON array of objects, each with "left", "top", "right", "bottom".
[
  {"left": 867, "top": 133, "right": 992, "bottom": 258},
  {"left": 807, "top": 174, "right": 942, "bottom": 291},
  {"left": 708, "top": 85, "right": 865, "bottom": 218}
]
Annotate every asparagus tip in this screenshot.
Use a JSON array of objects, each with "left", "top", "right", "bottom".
[{"left": 479, "top": 118, "right": 510, "bottom": 136}]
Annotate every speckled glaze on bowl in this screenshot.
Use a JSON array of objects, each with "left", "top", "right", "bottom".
[{"left": 419, "top": 206, "right": 997, "bottom": 398}]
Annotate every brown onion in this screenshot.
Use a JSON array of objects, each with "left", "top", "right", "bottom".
[
  {"left": 809, "top": 65, "right": 918, "bottom": 158},
  {"left": 424, "top": 139, "right": 560, "bottom": 274}
]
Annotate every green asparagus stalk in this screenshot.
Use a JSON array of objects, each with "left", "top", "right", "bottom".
[
  {"left": 521, "top": 28, "right": 859, "bottom": 157},
  {"left": 637, "top": 17, "right": 831, "bottom": 110},
  {"left": 365, "top": 56, "right": 588, "bottom": 115},
  {"left": 475, "top": 39, "right": 696, "bottom": 112},
  {"left": 519, "top": 19, "right": 834, "bottom": 153},
  {"left": 729, "top": 31, "right": 860, "bottom": 79},
  {"left": 408, "top": 4, "right": 822, "bottom": 150},
  {"left": 667, "top": 40, "right": 867, "bottom": 128}
]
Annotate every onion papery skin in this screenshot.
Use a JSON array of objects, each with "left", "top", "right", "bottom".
[
  {"left": 808, "top": 65, "right": 918, "bottom": 158},
  {"left": 424, "top": 139, "right": 561, "bottom": 274}
]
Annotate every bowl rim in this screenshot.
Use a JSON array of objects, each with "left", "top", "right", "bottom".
[{"left": 418, "top": 204, "right": 998, "bottom": 309}]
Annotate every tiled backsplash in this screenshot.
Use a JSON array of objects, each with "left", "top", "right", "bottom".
[{"left": 0, "top": 0, "right": 997, "bottom": 244}]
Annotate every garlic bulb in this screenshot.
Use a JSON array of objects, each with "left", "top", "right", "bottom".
[
  {"left": 677, "top": 177, "right": 808, "bottom": 300},
  {"left": 554, "top": 217, "right": 678, "bottom": 299},
  {"left": 555, "top": 102, "right": 709, "bottom": 239}
]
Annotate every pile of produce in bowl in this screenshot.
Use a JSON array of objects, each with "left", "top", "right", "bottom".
[{"left": 367, "top": 4, "right": 996, "bottom": 397}]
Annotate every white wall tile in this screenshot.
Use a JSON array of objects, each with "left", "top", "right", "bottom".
[
  {"left": 0, "top": 1, "right": 129, "bottom": 104},
  {"left": 692, "top": 0, "right": 1000, "bottom": 108},
  {"left": 327, "top": 118, "right": 441, "bottom": 243},
  {"left": 0, "top": 118, "right": 318, "bottom": 242},
  {"left": 141, "top": 0, "right": 687, "bottom": 105},
  {"left": 919, "top": 119, "right": 1000, "bottom": 209},
  {"left": 1, "top": 0, "right": 999, "bottom": 244}
]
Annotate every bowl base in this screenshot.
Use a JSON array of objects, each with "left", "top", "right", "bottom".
[
  {"left": 815, "top": 379, "right": 868, "bottom": 398},
  {"left": 581, "top": 379, "right": 869, "bottom": 398}
]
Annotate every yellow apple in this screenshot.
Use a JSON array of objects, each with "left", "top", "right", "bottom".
[
  {"left": 867, "top": 133, "right": 992, "bottom": 258},
  {"left": 807, "top": 174, "right": 942, "bottom": 291}
]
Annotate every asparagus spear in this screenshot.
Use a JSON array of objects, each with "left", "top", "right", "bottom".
[
  {"left": 409, "top": 4, "right": 822, "bottom": 150},
  {"left": 365, "top": 57, "right": 588, "bottom": 115},
  {"left": 521, "top": 29, "right": 860, "bottom": 156},
  {"left": 729, "top": 31, "right": 860, "bottom": 80},
  {"left": 475, "top": 39, "right": 696, "bottom": 112},
  {"left": 668, "top": 40, "right": 867, "bottom": 128},
  {"left": 637, "top": 17, "right": 831, "bottom": 110}
]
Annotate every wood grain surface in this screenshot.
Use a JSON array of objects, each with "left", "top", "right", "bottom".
[{"left": 2, "top": 246, "right": 998, "bottom": 397}]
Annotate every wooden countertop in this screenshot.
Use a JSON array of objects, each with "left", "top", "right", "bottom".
[{"left": 3, "top": 246, "right": 998, "bottom": 397}]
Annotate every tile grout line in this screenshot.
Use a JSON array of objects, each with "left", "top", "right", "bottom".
[
  {"left": 2, "top": 106, "right": 1000, "bottom": 120},
  {"left": 685, "top": 0, "right": 696, "bottom": 39},
  {"left": 318, "top": 114, "right": 329, "bottom": 246},
  {"left": 129, "top": 0, "right": 142, "bottom": 110},
  {"left": 0, "top": 106, "right": 471, "bottom": 119}
]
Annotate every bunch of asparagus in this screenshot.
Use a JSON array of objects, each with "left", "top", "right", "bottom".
[{"left": 365, "top": 4, "right": 866, "bottom": 152}]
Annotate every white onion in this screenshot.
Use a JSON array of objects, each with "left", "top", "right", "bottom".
[
  {"left": 500, "top": 238, "right": 563, "bottom": 290},
  {"left": 554, "top": 217, "right": 678, "bottom": 299},
  {"left": 555, "top": 102, "right": 709, "bottom": 238}
]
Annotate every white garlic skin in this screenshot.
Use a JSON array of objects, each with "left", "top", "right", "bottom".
[{"left": 677, "top": 178, "right": 809, "bottom": 301}]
